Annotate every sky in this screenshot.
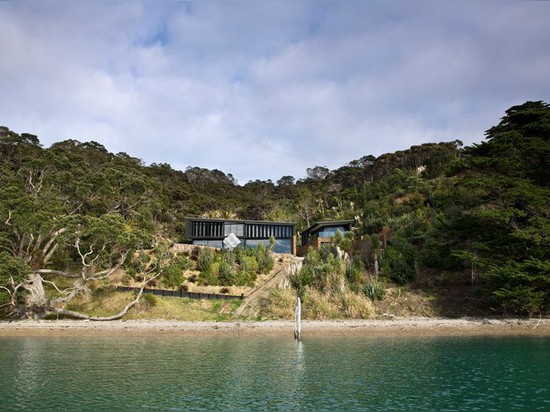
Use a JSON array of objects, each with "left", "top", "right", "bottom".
[{"left": 1, "top": 1, "right": 549, "bottom": 184}]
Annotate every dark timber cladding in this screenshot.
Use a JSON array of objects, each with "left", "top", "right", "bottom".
[{"left": 185, "top": 218, "right": 296, "bottom": 254}]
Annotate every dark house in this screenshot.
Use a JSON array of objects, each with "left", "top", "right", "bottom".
[
  {"left": 298, "top": 220, "right": 354, "bottom": 255},
  {"left": 185, "top": 218, "right": 296, "bottom": 254}
]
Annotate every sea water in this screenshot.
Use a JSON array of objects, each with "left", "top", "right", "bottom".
[{"left": 0, "top": 335, "right": 548, "bottom": 411}]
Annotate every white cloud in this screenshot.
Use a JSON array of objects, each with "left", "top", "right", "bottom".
[{"left": 1, "top": 1, "right": 549, "bottom": 183}]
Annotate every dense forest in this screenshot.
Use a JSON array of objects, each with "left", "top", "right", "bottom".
[{"left": 1, "top": 101, "right": 548, "bottom": 319}]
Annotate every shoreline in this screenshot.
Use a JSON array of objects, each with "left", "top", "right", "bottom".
[{"left": 1, "top": 317, "right": 549, "bottom": 337}]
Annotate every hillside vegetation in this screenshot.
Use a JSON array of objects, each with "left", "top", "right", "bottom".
[{"left": 1, "top": 101, "right": 548, "bottom": 319}]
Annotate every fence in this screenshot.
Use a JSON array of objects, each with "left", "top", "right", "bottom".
[{"left": 116, "top": 286, "right": 244, "bottom": 301}]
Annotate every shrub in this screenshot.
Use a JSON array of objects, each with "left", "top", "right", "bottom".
[
  {"left": 218, "top": 255, "right": 236, "bottom": 286},
  {"left": 302, "top": 288, "right": 340, "bottom": 320},
  {"left": 198, "top": 248, "right": 214, "bottom": 272},
  {"left": 256, "top": 243, "right": 274, "bottom": 274},
  {"left": 338, "top": 290, "right": 373, "bottom": 318},
  {"left": 140, "top": 293, "right": 157, "bottom": 308},
  {"left": 363, "top": 279, "right": 386, "bottom": 301},
  {"left": 345, "top": 256, "right": 364, "bottom": 290},
  {"left": 381, "top": 245, "right": 416, "bottom": 284},
  {"left": 162, "top": 264, "right": 184, "bottom": 288},
  {"left": 199, "top": 262, "right": 219, "bottom": 286},
  {"left": 240, "top": 255, "right": 259, "bottom": 276},
  {"left": 263, "top": 287, "right": 296, "bottom": 319},
  {"left": 160, "top": 253, "right": 194, "bottom": 288}
]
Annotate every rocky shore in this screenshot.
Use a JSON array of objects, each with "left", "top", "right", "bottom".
[{"left": 1, "top": 317, "right": 549, "bottom": 337}]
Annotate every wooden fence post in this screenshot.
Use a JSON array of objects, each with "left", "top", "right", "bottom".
[{"left": 294, "top": 297, "right": 301, "bottom": 341}]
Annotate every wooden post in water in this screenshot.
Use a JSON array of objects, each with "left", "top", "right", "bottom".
[{"left": 294, "top": 297, "right": 301, "bottom": 341}]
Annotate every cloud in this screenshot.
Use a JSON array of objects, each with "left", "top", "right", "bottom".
[{"left": 1, "top": 1, "right": 549, "bottom": 183}]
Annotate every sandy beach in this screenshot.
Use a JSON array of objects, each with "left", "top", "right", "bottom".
[{"left": 1, "top": 317, "right": 549, "bottom": 337}]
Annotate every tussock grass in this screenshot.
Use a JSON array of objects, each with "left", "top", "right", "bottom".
[
  {"left": 337, "top": 290, "right": 374, "bottom": 318},
  {"left": 67, "top": 289, "right": 243, "bottom": 321},
  {"left": 302, "top": 288, "right": 341, "bottom": 319},
  {"left": 263, "top": 287, "right": 296, "bottom": 319}
]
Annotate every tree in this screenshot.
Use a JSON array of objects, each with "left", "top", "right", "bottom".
[{"left": 306, "top": 166, "right": 330, "bottom": 180}]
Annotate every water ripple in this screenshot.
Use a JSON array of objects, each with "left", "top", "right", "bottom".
[{"left": 0, "top": 335, "right": 548, "bottom": 411}]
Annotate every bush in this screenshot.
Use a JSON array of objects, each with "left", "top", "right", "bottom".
[
  {"left": 140, "top": 293, "right": 157, "bottom": 308},
  {"left": 338, "top": 290, "right": 373, "bottom": 318},
  {"left": 160, "top": 253, "right": 194, "bottom": 288},
  {"left": 263, "top": 287, "right": 296, "bottom": 319},
  {"left": 256, "top": 243, "right": 274, "bottom": 274},
  {"left": 363, "top": 279, "right": 386, "bottom": 301},
  {"left": 345, "top": 257, "right": 364, "bottom": 289},
  {"left": 381, "top": 245, "right": 416, "bottom": 284},
  {"left": 199, "top": 262, "right": 219, "bottom": 286},
  {"left": 218, "top": 255, "right": 236, "bottom": 286},
  {"left": 198, "top": 248, "right": 214, "bottom": 272},
  {"left": 485, "top": 258, "right": 550, "bottom": 316},
  {"left": 240, "top": 255, "right": 259, "bottom": 276}
]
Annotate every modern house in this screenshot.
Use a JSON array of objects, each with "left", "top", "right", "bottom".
[
  {"left": 185, "top": 218, "right": 296, "bottom": 254},
  {"left": 298, "top": 220, "right": 355, "bottom": 255}
]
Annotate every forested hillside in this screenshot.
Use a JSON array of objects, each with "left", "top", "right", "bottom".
[{"left": 1, "top": 101, "right": 548, "bottom": 319}]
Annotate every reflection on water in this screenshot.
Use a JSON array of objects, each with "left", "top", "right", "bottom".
[{"left": 0, "top": 335, "right": 548, "bottom": 411}]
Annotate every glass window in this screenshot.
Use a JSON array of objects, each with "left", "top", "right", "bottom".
[
  {"left": 193, "top": 240, "right": 223, "bottom": 248},
  {"left": 274, "top": 239, "right": 292, "bottom": 253},
  {"left": 318, "top": 226, "right": 346, "bottom": 238},
  {"left": 224, "top": 223, "right": 244, "bottom": 237},
  {"left": 245, "top": 239, "right": 270, "bottom": 249}
]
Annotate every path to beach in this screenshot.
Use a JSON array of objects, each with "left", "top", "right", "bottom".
[{"left": 1, "top": 317, "right": 549, "bottom": 337}]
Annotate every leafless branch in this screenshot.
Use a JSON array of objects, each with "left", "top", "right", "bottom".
[
  {"left": 40, "top": 278, "right": 71, "bottom": 295},
  {"left": 5, "top": 210, "right": 12, "bottom": 225},
  {"left": 75, "top": 239, "right": 95, "bottom": 268},
  {"left": 36, "top": 269, "right": 81, "bottom": 278},
  {"left": 48, "top": 272, "right": 161, "bottom": 321}
]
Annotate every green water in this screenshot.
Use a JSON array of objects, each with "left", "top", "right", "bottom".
[{"left": 0, "top": 335, "right": 548, "bottom": 411}]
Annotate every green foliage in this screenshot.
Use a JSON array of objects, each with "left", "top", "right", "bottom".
[
  {"left": 363, "top": 279, "right": 386, "bottom": 302},
  {"left": 198, "top": 248, "right": 215, "bottom": 273},
  {"left": 484, "top": 258, "right": 549, "bottom": 316},
  {"left": 141, "top": 293, "right": 158, "bottom": 308},
  {"left": 256, "top": 242, "right": 274, "bottom": 274},
  {"left": 0, "top": 251, "right": 29, "bottom": 285},
  {"left": 161, "top": 253, "right": 193, "bottom": 288},
  {"left": 345, "top": 256, "right": 364, "bottom": 291},
  {"left": 1, "top": 101, "right": 548, "bottom": 317},
  {"left": 236, "top": 255, "right": 259, "bottom": 287},
  {"left": 381, "top": 245, "right": 416, "bottom": 285},
  {"left": 218, "top": 252, "right": 236, "bottom": 286},
  {"left": 126, "top": 251, "right": 151, "bottom": 279},
  {"left": 199, "top": 261, "right": 220, "bottom": 286},
  {"left": 292, "top": 245, "right": 347, "bottom": 298},
  {"left": 0, "top": 252, "right": 30, "bottom": 309}
]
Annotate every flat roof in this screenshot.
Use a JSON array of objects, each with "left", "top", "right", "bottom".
[
  {"left": 302, "top": 220, "right": 355, "bottom": 234},
  {"left": 186, "top": 217, "right": 296, "bottom": 226}
]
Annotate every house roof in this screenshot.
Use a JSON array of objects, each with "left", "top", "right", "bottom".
[
  {"left": 186, "top": 217, "right": 296, "bottom": 226},
  {"left": 302, "top": 220, "right": 355, "bottom": 235}
]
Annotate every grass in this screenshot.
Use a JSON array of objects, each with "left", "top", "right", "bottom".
[{"left": 66, "top": 288, "right": 243, "bottom": 321}]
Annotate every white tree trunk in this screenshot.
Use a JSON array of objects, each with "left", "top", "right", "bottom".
[{"left": 25, "top": 273, "right": 47, "bottom": 306}]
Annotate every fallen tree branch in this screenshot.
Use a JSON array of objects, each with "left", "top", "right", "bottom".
[{"left": 47, "top": 272, "right": 160, "bottom": 321}]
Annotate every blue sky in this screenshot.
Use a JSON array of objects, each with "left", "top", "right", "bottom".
[{"left": 1, "top": 1, "right": 549, "bottom": 183}]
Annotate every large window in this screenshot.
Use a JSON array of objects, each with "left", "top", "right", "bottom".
[
  {"left": 193, "top": 240, "right": 223, "bottom": 248},
  {"left": 224, "top": 223, "right": 244, "bottom": 237},
  {"left": 318, "top": 226, "right": 346, "bottom": 238},
  {"left": 245, "top": 239, "right": 292, "bottom": 253}
]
